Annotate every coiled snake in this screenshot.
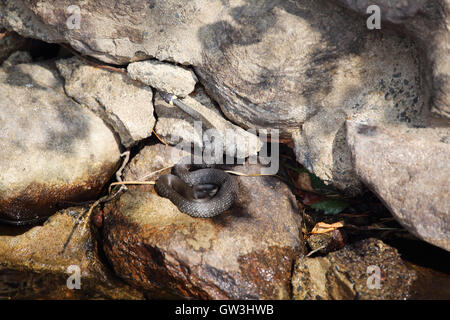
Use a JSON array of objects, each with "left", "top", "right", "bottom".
[{"left": 155, "top": 160, "right": 238, "bottom": 218}]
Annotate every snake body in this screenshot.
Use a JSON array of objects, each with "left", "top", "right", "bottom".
[{"left": 155, "top": 162, "right": 238, "bottom": 218}]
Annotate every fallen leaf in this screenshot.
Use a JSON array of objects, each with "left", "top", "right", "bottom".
[
  {"left": 301, "top": 192, "right": 326, "bottom": 206},
  {"left": 310, "top": 221, "right": 344, "bottom": 234},
  {"left": 295, "top": 172, "right": 315, "bottom": 192}
]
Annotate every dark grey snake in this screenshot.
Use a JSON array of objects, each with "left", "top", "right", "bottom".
[{"left": 155, "top": 160, "right": 238, "bottom": 218}]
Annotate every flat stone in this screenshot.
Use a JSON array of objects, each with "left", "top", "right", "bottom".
[
  {"left": 0, "top": 61, "right": 121, "bottom": 224},
  {"left": 346, "top": 121, "right": 450, "bottom": 251},
  {"left": 102, "top": 144, "right": 303, "bottom": 299},
  {"left": 127, "top": 60, "right": 197, "bottom": 98},
  {"left": 56, "top": 57, "right": 155, "bottom": 148}
]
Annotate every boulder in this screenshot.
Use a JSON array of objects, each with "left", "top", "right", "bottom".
[
  {"left": 334, "top": 0, "right": 450, "bottom": 120},
  {"left": 0, "top": 61, "right": 120, "bottom": 224},
  {"left": 346, "top": 121, "right": 450, "bottom": 251},
  {"left": 56, "top": 57, "right": 155, "bottom": 148},
  {"left": 102, "top": 144, "right": 303, "bottom": 299}
]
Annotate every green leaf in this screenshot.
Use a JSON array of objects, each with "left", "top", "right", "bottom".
[{"left": 311, "top": 199, "right": 349, "bottom": 215}]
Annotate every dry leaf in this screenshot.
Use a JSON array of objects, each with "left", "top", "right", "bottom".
[
  {"left": 310, "top": 221, "right": 344, "bottom": 234},
  {"left": 295, "top": 172, "right": 315, "bottom": 192}
]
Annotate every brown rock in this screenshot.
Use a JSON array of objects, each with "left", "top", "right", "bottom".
[
  {"left": 0, "top": 207, "right": 144, "bottom": 299},
  {"left": 102, "top": 144, "right": 303, "bottom": 299},
  {"left": 346, "top": 121, "right": 450, "bottom": 251},
  {"left": 292, "top": 238, "right": 417, "bottom": 300}
]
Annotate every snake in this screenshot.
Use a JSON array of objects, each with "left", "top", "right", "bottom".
[{"left": 155, "top": 160, "right": 238, "bottom": 218}]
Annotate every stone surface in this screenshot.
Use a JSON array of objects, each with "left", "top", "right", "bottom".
[
  {"left": 292, "top": 238, "right": 417, "bottom": 300},
  {"left": 0, "top": 30, "right": 27, "bottom": 63},
  {"left": 0, "top": 61, "right": 121, "bottom": 224},
  {"left": 127, "top": 60, "right": 197, "bottom": 98},
  {"left": 154, "top": 87, "right": 262, "bottom": 159},
  {"left": 0, "top": 207, "right": 144, "bottom": 299},
  {"left": 334, "top": 0, "right": 450, "bottom": 120},
  {"left": 291, "top": 27, "right": 426, "bottom": 195},
  {"left": 346, "top": 121, "right": 450, "bottom": 251},
  {"left": 56, "top": 57, "right": 155, "bottom": 148},
  {"left": 102, "top": 144, "right": 303, "bottom": 299}
]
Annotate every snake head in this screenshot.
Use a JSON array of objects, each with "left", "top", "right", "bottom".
[{"left": 159, "top": 91, "right": 176, "bottom": 105}]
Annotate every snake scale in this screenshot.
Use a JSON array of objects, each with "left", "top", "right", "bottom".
[{"left": 155, "top": 160, "right": 238, "bottom": 218}]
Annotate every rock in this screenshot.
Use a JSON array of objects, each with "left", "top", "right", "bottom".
[
  {"left": 346, "top": 121, "right": 450, "bottom": 251},
  {"left": 56, "top": 57, "right": 155, "bottom": 148},
  {"left": 154, "top": 87, "right": 263, "bottom": 158},
  {"left": 292, "top": 27, "right": 426, "bottom": 194},
  {"left": 1, "top": 50, "right": 32, "bottom": 68},
  {"left": 334, "top": 0, "right": 450, "bottom": 120},
  {"left": 102, "top": 144, "right": 303, "bottom": 299},
  {"left": 292, "top": 238, "right": 417, "bottom": 300},
  {"left": 0, "top": 61, "right": 121, "bottom": 224},
  {"left": 195, "top": 2, "right": 426, "bottom": 133},
  {"left": 0, "top": 0, "right": 207, "bottom": 64},
  {"left": 306, "top": 229, "right": 347, "bottom": 255},
  {"left": 127, "top": 60, "right": 197, "bottom": 98},
  {"left": 0, "top": 0, "right": 435, "bottom": 194},
  {"left": 0, "top": 30, "right": 27, "bottom": 63},
  {"left": 0, "top": 207, "right": 144, "bottom": 299}
]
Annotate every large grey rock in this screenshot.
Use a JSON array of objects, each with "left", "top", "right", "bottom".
[
  {"left": 291, "top": 28, "right": 426, "bottom": 195},
  {"left": 127, "top": 60, "right": 197, "bottom": 98},
  {"left": 0, "top": 61, "right": 121, "bottom": 224},
  {"left": 347, "top": 121, "right": 450, "bottom": 251},
  {"left": 0, "top": 0, "right": 207, "bottom": 64},
  {"left": 56, "top": 57, "right": 155, "bottom": 148},
  {"left": 334, "top": 0, "right": 450, "bottom": 120},
  {"left": 102, "top": 144, "right": 303, "bottom": 299},
  {"left": 154, "top": 87, "right": 263, "bottom": 159}
]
